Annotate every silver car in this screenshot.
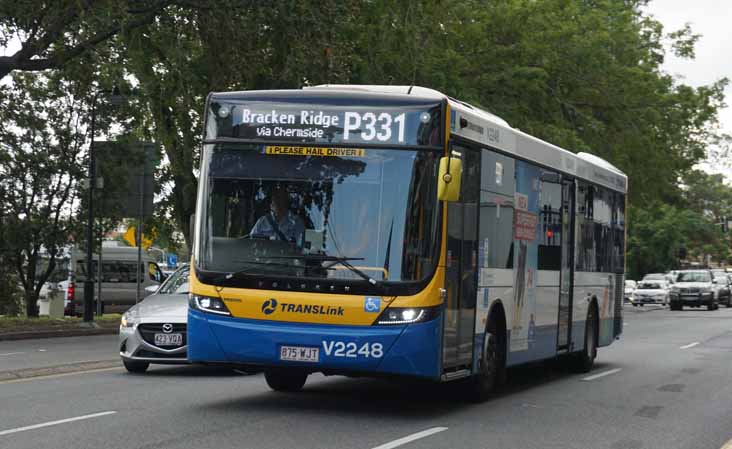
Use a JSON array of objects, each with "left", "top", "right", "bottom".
[{"left": 119, "top": 264, "right": 189, "bottom": 373}]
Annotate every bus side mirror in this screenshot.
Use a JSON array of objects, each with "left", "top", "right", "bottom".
[{"left": 437, "top": 156, "right": 462, "bottom": 202}]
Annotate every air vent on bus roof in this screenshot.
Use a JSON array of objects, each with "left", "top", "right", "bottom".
[{"left": 576, "top": 152, "right": 624, "bottom": 175}]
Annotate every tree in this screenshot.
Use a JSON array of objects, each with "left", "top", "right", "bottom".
[
  {"left": 0, "top": 72, "right": 88, "bottom": 316},
  {"left": 0, "top": 1, "right": 179, "bottom": 80},
  {"left": 118, "top": 0, "right": 358, "bottom": 248},
  {"left": 350, "top": 0, "right": 727, "bottom": 205}
]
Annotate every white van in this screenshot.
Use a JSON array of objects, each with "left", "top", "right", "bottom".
[{"left": 68, "top": 246, "right": 164, "bottom": 315}]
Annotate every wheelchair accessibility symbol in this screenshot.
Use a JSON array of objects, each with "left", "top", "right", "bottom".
[{"left": 364, "top": 296, "right": 381, "bottom": 313}]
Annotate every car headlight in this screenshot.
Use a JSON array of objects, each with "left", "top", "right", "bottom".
[
  {"left": 670, "top": 286, "right": 680, "bottom": 293},
  {"left": 120, "top": 311, "right": 138, "bottom": 328},
  {"left": 189, "top": 294, "right": 231, "bottom": 316},
  {"left": 700, "top": 287, "right": 712, "bottom": 293},
  {"left": 375, "top": 307, "right": 439, "bottom": 325}
]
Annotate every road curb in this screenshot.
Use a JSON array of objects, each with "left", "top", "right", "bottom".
[
  {"left": 0, "top": 327, "right": 118, "bottom": 341},
  {"left": 0, "top": 359, "right": 121, "bottom": 382}
]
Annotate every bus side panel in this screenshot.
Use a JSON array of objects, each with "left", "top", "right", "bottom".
[{"left": 571, "top": 271, "right": 614, "bottom": 350}]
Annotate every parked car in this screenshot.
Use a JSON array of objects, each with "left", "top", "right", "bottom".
[
  {"left": 624, "top": 280, "right": 637, "bottom": 304},
  {"left": 669, "top": 270, "right": 718, "bottom": 311},
  {"left": 119, "top": 264, "right": 189, "bottom": 373},
  {"left": 68, "top": 245, "right": 165, "bottom": 315},
  {"left": 642, "top": 273, "right": 673, "bottom": 288},
  {"left": 631, "top": 280, "right": 669, "bottom": 306},
  {"left": 712, "top": 274, "right": 732, "bottom": 307}
]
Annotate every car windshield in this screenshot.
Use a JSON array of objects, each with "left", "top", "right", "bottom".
[
  {"left": 158, "top": 266, "right": 190, "bottom": 295},
  {"left": 638, "top": 282, "right": 662, "bottom": 289},
  {"left": 676, "top": 272, "right": 711, "bottom": 282},
  {"left": 644, "top": 274, "right": 664, "bottom": 280},
  {"left": 197, "top": 143, "right": 441, "bottom": 284}
]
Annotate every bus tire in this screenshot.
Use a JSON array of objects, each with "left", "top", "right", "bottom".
[
  {"left": 123, "top": 360, "right": 149, "bottom": 374},
  {"left": 468, "top": 314, "right": 506, "bottom": 402},
  {"left": 265, "top": 370, "right": 307, "bottom": 392},
  {"left": 570, "top": 304, "right": 597, "bottom": 373}
]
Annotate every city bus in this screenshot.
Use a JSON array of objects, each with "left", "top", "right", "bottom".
[{"left": 187, "top": 85, "right": 627, "bottom": 398}]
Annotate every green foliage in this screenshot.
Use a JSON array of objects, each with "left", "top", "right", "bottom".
[
  {"left": 0, "top": 72, "right": 88, "bottom": 316},
  {"left": 1, "top": 0, "right": 730, "bottom": 280},
  {"left": 0, "top": 1, "right": 174, "bottom": 79}
]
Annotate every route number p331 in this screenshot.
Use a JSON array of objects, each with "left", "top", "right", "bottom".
[{"left": 343, "top": 112, "right": 406, "bottom": 143}]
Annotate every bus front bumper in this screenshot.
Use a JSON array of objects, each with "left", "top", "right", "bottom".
[{"left": 187, "top": 309, "right": 441, "bottom": 379}]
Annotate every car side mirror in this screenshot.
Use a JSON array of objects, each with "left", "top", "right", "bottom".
[{"left": 712, "top": 279, "right": 718, "bottom": 284}]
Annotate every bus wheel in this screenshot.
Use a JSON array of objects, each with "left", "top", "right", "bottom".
[
  {"left": 570, "top": 305, "right": 597, "bottom": 373},
  {"left": 468, "top": 318, "right": 506, "bottom": 402},
  {"left": 265, "top": 370, "right": 308, "bottom": 392}
]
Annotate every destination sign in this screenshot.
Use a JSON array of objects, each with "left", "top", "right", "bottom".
[{"left": 207, "top": 100, "right": 442, "bottom": 147}]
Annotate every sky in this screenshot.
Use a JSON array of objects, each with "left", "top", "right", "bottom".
[{"left": 644, "top": 0, "right": 732, "bottom": 176}]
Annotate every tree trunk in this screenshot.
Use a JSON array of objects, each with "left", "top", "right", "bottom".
[{"left": 24, "top": 290, "right": 39, "bottom": 317}]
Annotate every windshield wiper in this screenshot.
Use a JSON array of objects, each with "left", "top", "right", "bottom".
[
  {"left": 212, "top": 260, "right": 300, "bottom": 283},
  {"left": 266, "top": 254, "right": 379, "bottom": 286}
]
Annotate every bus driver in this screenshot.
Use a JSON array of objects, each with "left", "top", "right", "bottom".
[{"left": 250, "top": 188, "right": 305, "bottom": 247}]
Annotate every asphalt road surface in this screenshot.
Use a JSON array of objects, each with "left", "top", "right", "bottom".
[{"left": 2, "top": 305, "right": 732, "bottom": 449}]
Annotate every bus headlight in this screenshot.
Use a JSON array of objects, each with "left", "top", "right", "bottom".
[
  {"left": 375, "top": 307, "right": 438, "bottom": 325},
  {"left": 190, "top": 294, "right": 231, "bottom": 316}
]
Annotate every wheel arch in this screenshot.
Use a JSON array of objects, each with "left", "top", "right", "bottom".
[{"left": 486, "top": 299, "right": 507, "bottom": 335}]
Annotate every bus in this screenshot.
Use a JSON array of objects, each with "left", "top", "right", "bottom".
[{"left": 187, "top": 85, "right": 627, "bottom": 398}]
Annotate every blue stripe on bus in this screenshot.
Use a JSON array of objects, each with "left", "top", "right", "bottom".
[{"left": 187, "top": 309, "right": 442, "bottom": 379}]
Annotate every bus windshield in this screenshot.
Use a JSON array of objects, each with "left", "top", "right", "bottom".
[{"left": 198, "top": 143, "right": 441, "bottom": 284}]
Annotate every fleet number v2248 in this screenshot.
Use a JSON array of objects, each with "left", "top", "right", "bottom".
[{"left": 322, "top": 341, "right": 384, "bottom": 358}]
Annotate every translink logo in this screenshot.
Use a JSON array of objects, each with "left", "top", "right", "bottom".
[{"left": 260, "top": 299, "right": 344, "bottom": 316}]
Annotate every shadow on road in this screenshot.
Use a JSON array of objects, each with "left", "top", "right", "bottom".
[
  {"left": 193, "top": 358, "right": 602, "bottom": 419},
  {"left": 140, "top": 365, "right": 251, "bottom": 377}
]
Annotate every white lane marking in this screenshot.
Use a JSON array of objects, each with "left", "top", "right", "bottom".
[
  {"left": 581, "top": 368, "right": 623, "bottom": 381},
  {"left": 370, "top": 427, "right": 449, "bottom": 449},
  {"left": 0, "top": 411, "right": 116, "bottom": 437},
  {"left": 680, "top": 342, "right": 700, "bottom": 349},
  {"left": 38, "top": 349, "right": 47, "bottom": 352},
  {"left": 0, "top": 352, "right": 25, "bottom": 356},
  {"left": 720, "top": 437, "right": 732, "bottom": 449}
]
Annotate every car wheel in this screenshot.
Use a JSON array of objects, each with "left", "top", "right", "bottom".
[
  {"left": 570, "top": 305, "right": 597, "bottom": 373},
  {"left": 265, "top": 370, "right": 308, "bottom": 392},
  {"left": 123, "top": 360, "right": 149, "bottom": 374}
]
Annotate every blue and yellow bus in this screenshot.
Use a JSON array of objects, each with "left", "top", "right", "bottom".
[{"left": 188, "top": 85, "right": 627, "bottom": 398}]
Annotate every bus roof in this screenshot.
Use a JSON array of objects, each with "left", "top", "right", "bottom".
[
  {"left": 209, "top": 84, "right": 627, "bottom": 193},
  {"left": 308, "top": 84, "right": 628, "bottom": 194}
]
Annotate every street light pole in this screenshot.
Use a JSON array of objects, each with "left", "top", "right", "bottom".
[
  {"left": 83, "top": 87, "right": 124, "bottom": 323},
  {"left": 83, "top": 93, "right": 99, "bottom": 323}
]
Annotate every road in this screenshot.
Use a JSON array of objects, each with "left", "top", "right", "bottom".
[{"left": 2, "top": 306, "right": 732, "bottom": 449}]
